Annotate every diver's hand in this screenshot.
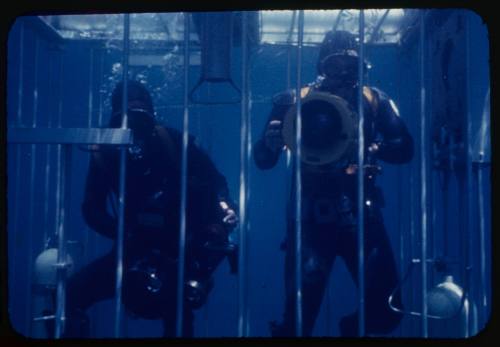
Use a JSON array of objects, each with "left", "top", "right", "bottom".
[
  {"left": 264, "top": 120, "right": 285, "bottom": 153},
  {"left": 368, "top": 142, "right": 380, "bottom": 154},
  {"left": 223, "top": 208, "right": 238, "bottom": 227},
  {"left": 218, "top": 200, "right": 239, "bottom": 229}
]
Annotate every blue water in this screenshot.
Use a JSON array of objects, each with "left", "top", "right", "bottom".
[{"left": 5, "top": 9, "right": 491, "bottom": 338}]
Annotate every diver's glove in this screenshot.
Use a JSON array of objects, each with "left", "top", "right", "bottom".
[
  {"left": 263, "top": 120, "right": 285, "bottom": 154},
  {"left": 205, "top": 198, "right": 239, "bottom": 274},
  {"left": 368, "top": 142, "right": 380, "bottom": 155},
  {"left": 219, "top": 200, "right": 239, "bottom": 229}
]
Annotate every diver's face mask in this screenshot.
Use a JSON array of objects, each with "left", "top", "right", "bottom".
[
  {"left": 319, "top": 53, "right": 359, "bottom": 89},
  {"left": 110, "top": 108, "right": 156, "bottom": 163},
  {"left": 128, "top": 139, "right": 145, "bottom": 161}
]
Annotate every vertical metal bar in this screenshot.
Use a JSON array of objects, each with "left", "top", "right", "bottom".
[
  {"left": 286, "top": 11, "right": 297, "bottom": 90},
  {"left": 463, "top": 12, "right": 473, "bottom": 336},
  {"left": 114, "top": 13, "right": 130, "bottom": 338},
  {"left": 15, "top": 22, "right": 25, "bottom": 126},
  {"left": 426, "top": 53, "right": 437, "bottom": 274},
  {"left": 397, "top": 167, "right": 404, "bottom": 337},
  {"left": 477, "top": 161, "right": 487, "bottom": 326},
  {"left": 90, "top": 47, "right": 104, "bottom": 336},
  {"left": 176, "top": 12, "right": 190, "bottom": 337},
  {"left": 54, "top": 145, "right": 72, "bottom": 338},
  {"left": 284, "top": 10, "right": 295, "bottom": 259},
  {"left": 26, "top": 37, "right": 40, "bottom": 335},
  {"left": 54, "top": 49, "right": 64, "bottom": 241},
  {"left": 42, "top": 47, "right": 56, "bottom": 248},
  {"left": 10, "top": 21, "right": 24, "bottom": 327},
  {"left": 120, "top": 15, "right": 130, "bottom": 130},
  {"left": 238, "top": 10, "right": 250, "bottom": 338},
  {"left": 98, "top": 49, "right": 104, "bottom": 127},
  {"left": 407, "top": 42, "right": 418, "bottom": 335},
  {"left": 442, "top": 169, "right": 449, "bottom": 258},
  {"left": 52, "top": 38, "right": 69, "bottom": 340},
  {"left": 478, "top": 88, "right": 490, "bottom": 328},
  {"left": 429, "top": 164, "right": 435, "bottom": 292},
  {"left": 88, "top": 48, "right": 94, "bottom": 128},
  {"left": 51, "top": 48, "right": 65, "bottom": 337},
  {"left": 57, "top": 52, "right": 64, "bottom": 129},
  {"left": 409, "top": 163, "right": 417, "bottom": 336},
  {"left": 396, "top": 47, "right": 405, "bottom": 336},
  {"left": 356, "top": 9, "right": 366, "bottom": 337},
  {"left": 245, "top": 62, "right": 254, "bottom": 338},
  {"left": 294, "top": 9, "right": 304, "bottom": 337},
  {"left": 419, "top": 10, "right": 428, "bottom": 338},
  {"left": 81, "top": 47, "right": 95, "bottom": 266},
  {"left": 31, "top": 40, "right": 40, "bottom": 129}
]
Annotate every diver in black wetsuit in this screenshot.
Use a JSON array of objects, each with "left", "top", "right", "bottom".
[
  {"left": 253, "top": 30, "right": 414, "bottom": 337},
  {"left": 64, "top": 80, "right": 238, "bottom": 338}
]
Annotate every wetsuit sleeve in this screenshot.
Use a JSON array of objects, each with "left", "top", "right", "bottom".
[
  {"left": 81, "top": 152, "right": 117, "bottom": 239},
  {"left": 373, "top": 89, "right": 414, "bottom": 164},
  {"left": 253, "top": 91, "right": 294, "bottom": 170}
]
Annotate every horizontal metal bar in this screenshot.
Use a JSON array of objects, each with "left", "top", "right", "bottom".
[
  {"left": 8, "top": 128, "right": 133, "bottom": 145},
  {"left": 33, "top": 315, "right": 56, "bottom": 322}
]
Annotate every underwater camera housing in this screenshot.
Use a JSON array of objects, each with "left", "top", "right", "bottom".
[{"left": 282, "top": 91, "right": 357, "bottom": 167}]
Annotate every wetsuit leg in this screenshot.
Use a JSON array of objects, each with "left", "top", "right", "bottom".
[
  {"left": 271, "top": 222, "right": 337, "bottom": 337},
  {"left": 64, "top": 251, "right": 117, "bottom": 337},
  {"left": 337, "top": 218, "right": 403, "bottom": 337}
]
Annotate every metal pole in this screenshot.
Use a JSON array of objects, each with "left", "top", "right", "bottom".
[
  {"left": 54, "top": 48, "right": 64, "bottom": 243},
  {"left": 238, "top": 10, "right": 250, "bottom": 338},
  {"left": 477, "top": 160, "right": 487, "bottom": 327},
  {"left": 477, "top": 89, "right": 490, "bottom": 328},
  {"left": 176, "top": 12, "right": 190, "bottom": 337},
  {"left": 409, "top": 160, "right": 417, "bottom": 335},
  {"left": 294, "top": 9, "right": 304, "bottom": 337},
  {"left": 10, "top": 21, "right": 24, "bottom": 328},
  {"left": 15, "top": 21, "right": 25, "bottom": 126},
  {"left": 98, "top": 50, "right": 104, "bottom": 127},
  {"left": 356, "top": 9, "right": 366, "bottom": 337},
  {"left": 52, "top": 37, "right": 71, "bottom": 340},
  {"left": 419, "top": 10, "right": 428, "bottom": 338},
  {"left": 88, "top": 48, "right": 94, "bottom": 128},
  {"left": 245, "top": 34, "right": 254, "bottom": 338},
  {"left": 396, "top": 48, "right": 405, "bottom": 336},
  {"left": 26, "top": 37, "right": 40, "bottom": 335},
  {"left": 397, "top": 165, "right": 404, "bottom": 337},
  {"left": 91, "top": 50, "right": 103, "bottom": 335},
  {"left": 57, "top": 52, "right": 64, "bottom": 129},
  {"left": 286, "top": 11, "right": 297, "bottom": 90},
  {"left": 284, "top": 10, "right": 295, "bottom": 265},
  {"left": 54, "top": 145, "right": 72, "bottom": 338},
  {"left": 463, "top": 13, "right": 473, "bottom": 336},
  {"left": 114, "top": 13, "right": 130, "bottom": 338},
  {"left": 42, "top": 47, "right": 57, "bottom": 248},
  {"left": 79, "top": 47, "right": 96, "bottom": 265}
]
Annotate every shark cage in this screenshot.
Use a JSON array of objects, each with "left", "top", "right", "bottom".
[{"left": 5, "top": 8, "right": 491, "bottom": 339}]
